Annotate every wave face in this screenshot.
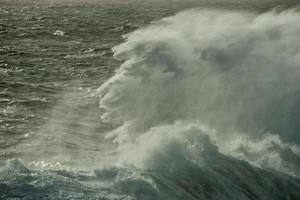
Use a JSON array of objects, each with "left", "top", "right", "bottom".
[
  {"left": 2, "top": 8, "right": 300, "bottom": 200},
  {"left": 1, "top": 129, "right": 300, "bottom": 200}
]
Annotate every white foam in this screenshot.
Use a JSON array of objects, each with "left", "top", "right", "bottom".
[{"left": 98, "top": 9, "right": 300, "bottom": 175}]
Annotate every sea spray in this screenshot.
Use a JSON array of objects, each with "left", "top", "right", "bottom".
[
  {"left": 1, "top": 8, "right": 300, "bottom": 200},
  {"left": 98, "top": 9, "right": 300, "bottom": 176}
]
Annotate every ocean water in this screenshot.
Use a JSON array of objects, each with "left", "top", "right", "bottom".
[{"left": 1, "top": 0, "right": 300, "bottom": 199}]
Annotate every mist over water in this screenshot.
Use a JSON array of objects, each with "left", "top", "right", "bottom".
[
  {"left": 97, "top": 9, "right": 300, "bottom": 176},
  {"left": 2, "top": 2, "right": 300, "bottom": 199}
]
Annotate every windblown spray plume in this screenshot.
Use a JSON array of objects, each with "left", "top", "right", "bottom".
[
  {"left": 96, "top": 8, "right": 300, "bottom": 199},
  {"left": 99, "top": 8, "right": 300, "bottom": 173},
  {"left": 2, "top": 8, "right": 300, "bottom": 200}
]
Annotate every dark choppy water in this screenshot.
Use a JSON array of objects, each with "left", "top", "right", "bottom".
[
  {"left": 1, "top": 0, "right": 300, "bottom": 199},
  {"left": 0, "top": 0, "right": 195, "bottom": 167}
]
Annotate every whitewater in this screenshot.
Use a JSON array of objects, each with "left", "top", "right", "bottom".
[{"left": 2, "top": 7, "right": 300, "bottom": 200}]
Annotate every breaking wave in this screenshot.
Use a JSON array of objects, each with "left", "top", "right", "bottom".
[
  {"left": 99, "top": 8, "right": 300, "bottom": 176},
  {"left": 2, "top": 8, "right": 300, "bottom": 200}
]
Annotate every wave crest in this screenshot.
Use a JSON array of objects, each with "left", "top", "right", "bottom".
[{"left": 98, "top": 9, "right": 300, "bottom": 175}]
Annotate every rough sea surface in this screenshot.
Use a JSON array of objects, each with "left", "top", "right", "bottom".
[{"left": 1, "top": 0, "right": 300, "bottom": 199}]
